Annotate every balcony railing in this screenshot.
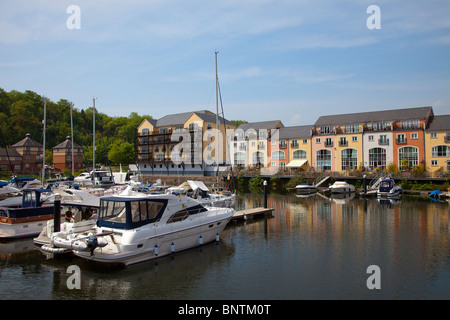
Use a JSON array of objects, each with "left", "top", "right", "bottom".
[
  {"left": 378, "top": 138, "right": 389, "bottom": 146},
  {"left": 396, "top": 138, "right": 407, "bottom": 145}
]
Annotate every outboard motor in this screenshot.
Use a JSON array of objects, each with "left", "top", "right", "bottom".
[{"left": 87, "top": 235, "right": 98, "bottom": 256}]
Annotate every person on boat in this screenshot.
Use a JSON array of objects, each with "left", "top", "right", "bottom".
[{"left": 65, "top": 207, "right": 73, "bottom": 222}]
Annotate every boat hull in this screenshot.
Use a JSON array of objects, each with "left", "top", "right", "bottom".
[
  {"left": 0, "top": 215, "right": 53, "bottom": 239},
  {"left": 295, "top": 187, "right": 318, "bottom": 195}
]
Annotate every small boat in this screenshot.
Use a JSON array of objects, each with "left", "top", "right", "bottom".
[
  {"left": 329, "top": 181, "right": 356, "bottom": 194},
  {"left": 0, "top": 188, "right": 54, "bottom": 239},
  {"left": 377, "top": 179, "right": 402, "bottom": 198},
  {"left": 56, "top": 192, "right": 234, "bottom": 265},
  {"left": 295, "top": 183, "right": 318, "bottom": 195}
]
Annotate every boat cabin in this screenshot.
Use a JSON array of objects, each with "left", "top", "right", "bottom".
[
  {"left": 97, "top": 196, "right": 208, "bottom": 230},
  {"left": 378, "top": 179, "right": 395, "bottom": 193}
]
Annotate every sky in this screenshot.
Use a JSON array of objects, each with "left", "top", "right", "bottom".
[{"left": 0, "top": 0, "right": 449, "bottom": 126}]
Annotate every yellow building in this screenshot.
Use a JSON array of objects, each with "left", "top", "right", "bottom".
[
  {"left": 136, "top": 110, "right": 236, "bottom": 175},
  {"left": 280, "top": 125, "right": 313, "bottom": 172},
  {"left": 334, "top": 124, "right": 364, "bottom": 171},
  {"left": 425, "top": 115, "right": 450, "bottom": 173}
]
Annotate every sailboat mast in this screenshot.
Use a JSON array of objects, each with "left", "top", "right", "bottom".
[
  {"left": 215, "top": 51, "right": 219, "bottom": 182},
  {"left": 70, "top": 103, "right": 74, "bottom": 176},
  {"left": 41, "top": 99, "right": 46, "bottom": 185},
  {"left": 92, "top": 98, "right": 96, "bottom": 183}
]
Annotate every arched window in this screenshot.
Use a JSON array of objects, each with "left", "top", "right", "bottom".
[
  {"left": 234, "top": 152, "right": 245, "bottom": 165},
  {"left": 341, "top": 149, "right": 358, "bottom": 170},
  {"left": 293, "top": 150, "right": 307, "bottom": 159},
  {"left": 398, "top": 146, "right": 418, "bottom": 170},
  {"left": 316, "top": 149, "right": 331, "bottom": 171},
  {"left": 252, "top": 151, "right": 264, "bottom": 166},
  {"left": 369, "top": 148, "right": 386, "bottom": 169},
  {"left": 271, "top": 151, "right": 285, "bottom": 160}
]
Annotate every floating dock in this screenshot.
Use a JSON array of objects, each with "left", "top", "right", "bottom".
[{"left": 232, "top": 207, "right": 274, "bottom": 221}]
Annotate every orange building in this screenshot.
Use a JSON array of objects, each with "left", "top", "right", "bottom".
[{"left": 52, "top": 136, "right": 84, "bottom": 172}]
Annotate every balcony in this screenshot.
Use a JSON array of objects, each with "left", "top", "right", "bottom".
[
  {"left": 279, "top": 143, "right": 287, "bottom": 149},
  {"left": 378, "top": 138, "right": 389, "bottom": 146},
  {"left": 338, "top": 140, "right": 348, "bottom": 147},
  {"left": 396, "top": 138, "right": 407, "bottom": 145},
  {"left": 324, "top": 141, "right": 334, "bottom": 147}
]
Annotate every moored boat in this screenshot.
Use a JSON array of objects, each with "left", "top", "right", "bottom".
[
  {"left": 329, "top": 181, "right": 356, "bottom": 194},
  {"left": 295, "top": 183, "right": 318, "bottom": 195},
  {"left": 49, "top": 192, "right": 234, "bottom": 265},
  {"left": 0, "top": 188, "right": 54, "bottom": 239},
  {"left": 376, "top": 179, "right": 403, "bottom": 198}
]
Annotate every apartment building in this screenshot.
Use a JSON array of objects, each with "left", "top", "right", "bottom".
[
  {"left": 52, "top": 136, "right": 84, "bottom": 172},
  {"left": 136, "top": 110, "right": 236, "bottom": 175},
  {"left": 10, "top": 133, "right": 43, "bottom": 174},
  {"left": 311, "top": 106, "right": 433, "bottom": 172},
  {"left": 232, "top": 120, "right": 284, "bottom": 170},
  {"left": 425, "top": 114, "right": 450, "bottom": 173}
]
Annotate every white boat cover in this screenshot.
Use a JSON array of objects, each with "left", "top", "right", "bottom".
[{"left": 187, "top": 180, "right": 209, "bottom": 191}]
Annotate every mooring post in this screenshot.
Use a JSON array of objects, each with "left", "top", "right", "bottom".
[
  {"left": 363, "top": 175, "right": 367, "bottom": 195},
  {"left": 53, "top": 194, "right": 61, "bottom": 233},
  {"left": 263, "top": 180, "right": 268, "bottom": 208}
]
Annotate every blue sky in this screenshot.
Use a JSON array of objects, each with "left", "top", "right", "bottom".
[{"left": 1, "top": 0, "right": 449, "bottom": 126}]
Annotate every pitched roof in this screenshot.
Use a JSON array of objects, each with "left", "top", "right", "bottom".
[
  {"left": 426, "top": 114, "right": 450, "bottom": 131},
  {"left": 237, "top": 120, "right": 284, "bottom": 131},
  {"left": 52, "top": 137, "right": 82, "bottom": 150},
  {"left": 314, "top": 106, "right": 433, "bottom": 126},
  {"left": 279, "top": 125, "right": 313, "bottom": 139},
  {"left": 155, "top": 110, "right": 214, "bottom": 127},
  {"left": 0, "top": 148, "right": 22, "bottom": 158},
  {"left": 11, "top": 133, "right": 42, "bottom": 148}
]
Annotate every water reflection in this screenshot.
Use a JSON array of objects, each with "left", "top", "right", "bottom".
[{"left": 0, "top": 194, "right": 449, "bottom": 299}]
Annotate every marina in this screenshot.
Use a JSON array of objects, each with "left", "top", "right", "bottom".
[{"left": 0, "top": 192, "right": 449, "bottom": 300}]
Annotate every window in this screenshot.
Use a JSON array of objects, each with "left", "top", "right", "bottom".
[
  {"left": 432, "top": 145, "right": 450, "bottom": 157},
  {"left": 400, "top": 120, "right": 420, "bottom": 129},
  {"left": 345, "top": 124, "right": 360, "bottom": 133},
  {"left": 352, "top": 136, "right": 358, "bottom": 142},
  {"left": 368, "top": 135, "right": 374, "bottom": 142},
  {"left": 339, "top": 137, "right": 347, "bottom": 146},
  {"left": 369, "top": 148, "right": 386, "bottom": 169},
  {"left": 303, "top": 139, "right": 308, "bottom": 144},
  {"left": 272, "top": 151, "right": 285, "bottom": 160},
  {"left": 431, "top": 160, "right": 438, "bottom": 166},
  {"left": 252, "top": 151, "right": 264, "bottom": 166},
  {"left": 411, "top": 133, "right": 418, "bottom": 139},
  {"left": 341, "top": 149, "right": 358, "bottom": 170},
  {"left": 316, "top": 138, "right": 321, "bottom": 144},
  {"left": 320, "top": 126, "right": 334, "bottom": 134},
  {"left": 293, "top": 150, "right": 307, "bottom": 159},
  {"left": 325, "top": 138, "right": 333, "bottom": 147},
  {"left": 399, "top": 146, "right": 418, "bottom": 170},
  {"left": 430, "top": 132, "right": 437, "bottom": 138},
  {"left": 317, "top": 149, "right": 331, "bottom": 171},
  {"left": 142, "top": 128, "right": 149, "bottom": 135},
  {"left": 396, "top": 134, "right": 406, "bottom": 144}
]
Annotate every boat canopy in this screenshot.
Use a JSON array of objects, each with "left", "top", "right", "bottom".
[
  {"left": 97, "top": 197, "right": 167, "bottom": 230},
  {"left": 187, "top": 180, "right": 209, "bottom": 191}
]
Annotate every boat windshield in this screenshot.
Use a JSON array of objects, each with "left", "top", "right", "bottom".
[
  {"left": 380, "top": 181, "right": 393, "bottom": 188},
  {"left": 98, "top": 198, "right": 167, "bottom": 229}
]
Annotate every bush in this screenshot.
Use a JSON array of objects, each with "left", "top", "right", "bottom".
[
  {"left": 286, "top": 175, "right": 305, "bottom": 189},
  {"left": 248, "top": 177, "right": 265, "bottom": 194}
]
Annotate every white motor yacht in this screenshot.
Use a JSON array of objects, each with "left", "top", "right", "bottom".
[
  {"left": 329, "top": 181, "right": 356, "bottom": 194},
  {"left": 49, "top": 192, "right": 234, "bottom": 265},
  {"left": 295, "top": 183, "right": 318, "bottom": 195}
]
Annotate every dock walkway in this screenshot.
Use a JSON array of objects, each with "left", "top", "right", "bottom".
[{"left": 232, "top": 207, "right": 274, "bottom": 221}]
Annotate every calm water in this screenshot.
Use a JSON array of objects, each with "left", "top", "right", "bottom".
[{"left": 1, "top": 193, "right": 450, "bottom": 300}]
